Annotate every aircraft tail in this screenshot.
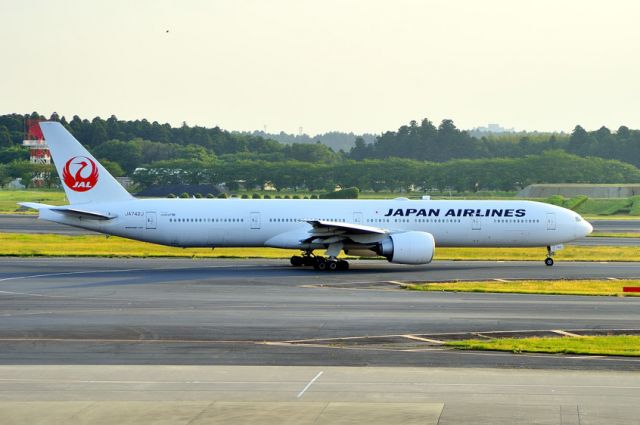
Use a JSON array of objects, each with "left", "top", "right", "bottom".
[{"left": 39, "top": 122, "right": 133, "bottom": 205}]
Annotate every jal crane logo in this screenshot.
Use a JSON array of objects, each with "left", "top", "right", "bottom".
[{"left": 62, "top": 156, "right": 99, "bottom": 192}]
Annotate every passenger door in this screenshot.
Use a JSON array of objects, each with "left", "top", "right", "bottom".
[
  {"left": 145, "top": 212, "right": 157, "bottom": 229},
  {"left": 546, "top": 213, "right": 556, "bottom": 230},
  {"left": 250, "top": 212, "right": 261, "bottom": 229}
]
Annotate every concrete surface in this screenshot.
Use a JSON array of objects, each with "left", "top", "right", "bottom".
[
  {"left": 1, "top": 365, "right": 639, "bottom": 424},
  {"left": 517, "top": 183, "right": 640, "bottom": 198}
]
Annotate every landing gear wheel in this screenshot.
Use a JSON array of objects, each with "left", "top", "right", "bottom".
[
  {"left": 327, "top": 260, "right": 338, "bottom": 272},
  {"left": 315, "top": 258, "right": 327, "bottom": 271},
  {"left": 290, "top": 255, "right": 303, "bottom": 266},
  {"left": 545, "top": 257, "right": 554, "bottom": 267}
]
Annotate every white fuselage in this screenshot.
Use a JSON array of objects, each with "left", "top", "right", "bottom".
[{"left": 39, "top": 198, "right": 592, "bottom": 249}]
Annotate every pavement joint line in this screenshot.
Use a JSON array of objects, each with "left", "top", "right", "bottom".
[
  {"left": 0, "top": 290, "right": 132, "bottom": 301},
  {"left": 402, "top": 335, "right": 445, "bottom": 344},
  {"left": 551, "top": 330, "right": 584, "bottom": 338},
  {"left": 0, "top": 337, "right": 262, "bottom": 344},
  {"left": 494, "top": 278, "right": 510, "bottom": 282},
  {"left": 607, "top": 277, "right": 619, "bottom": 280},
  {"left": 0, "top": 269, "right": 146, "bottom": 283},
  {"left": 471, "top": 333, "right": 493, "bottom": 339},
  {"left": 1, "top": 376, "right": 639, "bottom": 390},
  {"left": 296, "top": 371, "right": 323, "bottom": 398}
]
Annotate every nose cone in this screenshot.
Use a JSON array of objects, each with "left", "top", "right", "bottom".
[{"left": 584, "top": 220, "right": 594, "bottom": 236}]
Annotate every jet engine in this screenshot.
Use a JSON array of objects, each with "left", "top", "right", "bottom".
[{"left": 377, "top": 231, "right": 435, "bottom": 264}]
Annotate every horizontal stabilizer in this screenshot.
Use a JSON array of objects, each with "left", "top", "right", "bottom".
[
  {"left": 18, "top": 202, "right": 115, "bottom": 220},
  {"left": 50, "top": 207, "right": 116, "bottom": 220},
  {"left": 18, "top": 202, "right": 54, "bottom": 210}
]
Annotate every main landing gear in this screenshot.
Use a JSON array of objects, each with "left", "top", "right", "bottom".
[{"left": 290, "top": 251, "right": 349, "bottom": 271}]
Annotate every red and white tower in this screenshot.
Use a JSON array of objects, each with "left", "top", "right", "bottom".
[{"left": 22, "top": 118, "right": 50, "bottom": 186}]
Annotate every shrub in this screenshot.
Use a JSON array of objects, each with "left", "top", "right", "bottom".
[
  {"left": 179, "top": 192, "right": 189, "bottom": 199},
  {"left": 194, "top": 193, "right": 202, "bottom": 199},
  {"left": 206, "top": 193, "right": 214, "bottom": 198},
  {"left": 217, "top": 193, "right": 228, "bottom": 199},
  {"left": 241, "top": 194, "right": 249, "bottom": 199},
  {"left": 319, "top": 187, "right": 360, "bottom": 199},
  {"left": 167, "top": 193, "right": 176, "bottom": 198},
  {"left": 252, "top": 193, "right": 261, "bottom": 199},
  {"left": 630, "top": 196, "right": 640, "bottom": 216},
  {"left": 545, "top": 195, "right": 565, "bottom": 206},
  {"left": 263, "top": 194, "right": 271, "bottom": 199},
  {"left": 310, "top": 194, "right": 318, "bottom": 199},
  {"left": 564, "top": 195, "right": 588, "bottom": 210},
  {"left": 601, "top": 198, "right": 634, "bottom": 215}
]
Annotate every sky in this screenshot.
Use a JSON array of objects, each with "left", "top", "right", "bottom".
[{"left": 2, "top": 0, "right": 640, "bottom": 134}]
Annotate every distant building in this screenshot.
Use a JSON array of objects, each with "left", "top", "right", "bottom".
[
  {"left": 472, "top": 123, "right": 515, "bottom": 133},
  {"left": 7, "top": 178, "right": 26, "bottom": 190}
]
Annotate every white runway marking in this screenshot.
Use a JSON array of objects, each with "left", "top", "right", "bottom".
[
  {"left": 0, "top": 269, "right": 144, "bottom": 283},
  {"left": 297, "top": 371, "right": 323, "bottom": 398},
  {"left": 551, "top": 330, "right": 584, "bottom": 337},
  {"left": 0, "top": 264, "right": 258, "bottom": 284}
]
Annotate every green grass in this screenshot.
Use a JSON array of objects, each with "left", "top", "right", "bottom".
[
  {"left": 588, "top": 232, "right": 640, "bottom": 238},
  {"left": 574, "top": 198, "right": 634, "bottom": 216},
  {"left": 0, "top": 233, "right": 301, "bottom": 258},
  {"left": 406, "top": 279, "right": 640, "bottom": 297},
  {"left": 1, "top": 233, "right": 639, "bottom": 261},
  {"left": 446, "top": 335, "right": 640, "bottom": 356},
  {"left": 0, "top": 190, "right": 67, "bottom": 214},
  {"left": 630, "top": 196, "right": 640, "bottom": 216},
  {"left": 435, "top": 246, "right": 640, "bottom": 262}
]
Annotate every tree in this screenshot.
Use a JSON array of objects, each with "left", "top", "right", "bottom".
[
  {"left": 100, "top": 159, "right": 125, "bottom": 177},
  {"left": 0, "top": 126, "right": 12, "bottom": 147},
  {"left": 93, "top": 140, "right": 142, "bottom": 173},
  {"left": 88, "top": 118, "right": 108, "bottom": 146},
  {"left": 349, "top": 137, "right": 370, "bottom": 160}
]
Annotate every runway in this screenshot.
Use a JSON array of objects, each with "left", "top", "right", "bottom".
[
  {"left": 1, "top": 257, "right": 639, "bottom": 370},
  {"left": 2, "top": 257, "right": 640, "bottom": 423}
]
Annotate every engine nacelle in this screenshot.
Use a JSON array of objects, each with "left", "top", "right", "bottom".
[{"left": 378, "top": 231, "right": 435, "bottom": 265}]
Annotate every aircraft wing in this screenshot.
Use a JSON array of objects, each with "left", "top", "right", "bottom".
[
  {"left": 302, "top": 220, "right": 388, "bottom": 244},
  {"left": 305, "top": 220, "right": 386, "bottom": 235}
]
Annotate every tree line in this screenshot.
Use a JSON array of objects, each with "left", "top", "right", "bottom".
[
  {"left": 1, "top": 113, "right": 640, "bottom": 191},
  {"left": 132, "top": 151, "right": 640, "bottom": 193},
  {"left": 349, "top": 118, "right": 640, "bottom": 167}
]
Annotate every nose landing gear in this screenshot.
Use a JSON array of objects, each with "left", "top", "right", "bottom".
[{"left": 544, "top": 245, "right": 563, "bottom": 266}]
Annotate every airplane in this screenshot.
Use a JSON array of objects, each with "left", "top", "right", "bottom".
[{"left": 20, "top": 122, "right": 593, "bottom": 271}]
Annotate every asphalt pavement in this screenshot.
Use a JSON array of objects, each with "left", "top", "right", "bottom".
[
  {"left": 1, "top": 257, "right": 639, "bottom": 370},
  {"left": 2, "top": 256, "right": 640, "bottom": 423}
]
